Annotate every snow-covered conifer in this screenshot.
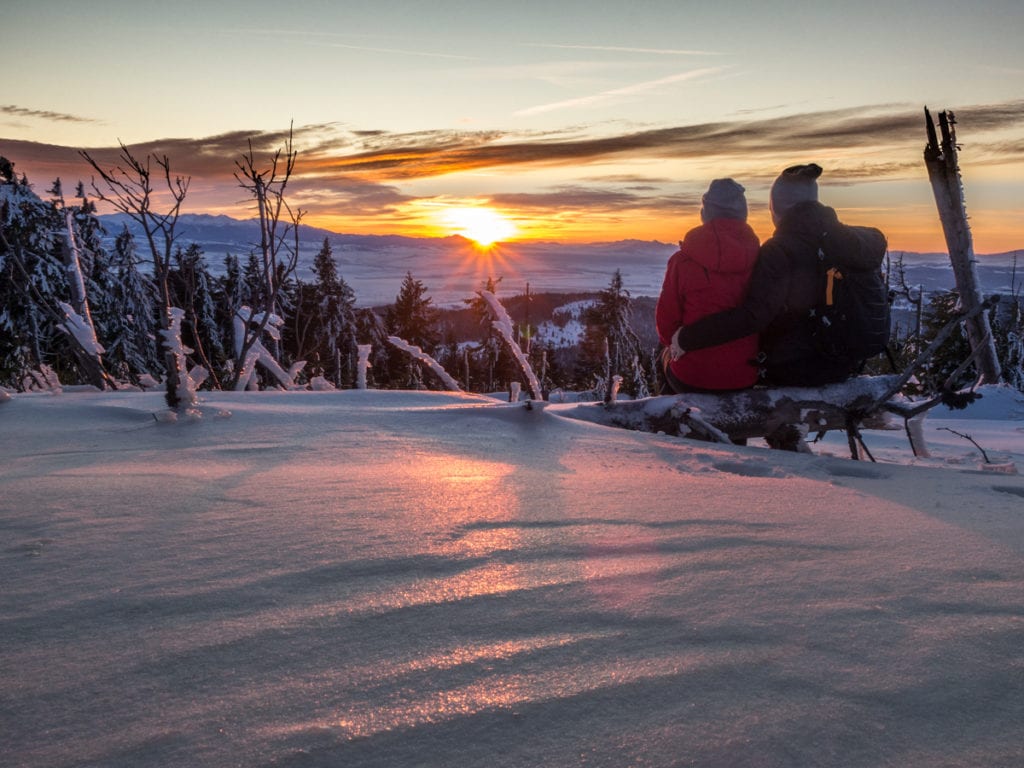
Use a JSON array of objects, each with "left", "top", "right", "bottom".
[
  {"left": 0, "top": 168, "right": 70, "bottom": 387},
  {"left": 578, "top": 270, "right": 648, "bottom": 397},
  {"left": 172, "top": 243, "right": 225, "bottom": 386},
  {"left": 104, "top": 226, "right": 160, "bottom": 382},
  {"left": 384, "top": 272, "right": 440, "bottom": 388},
  {"left": 309, "top": 238, "right": 358, "bottom": 387}
]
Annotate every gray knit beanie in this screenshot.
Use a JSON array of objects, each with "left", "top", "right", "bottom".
[
  {"left": 769, "top": 163, "right": 822, "bottom": 223},
  {"left": 700, "top": 178, "right": 748, "bottom": 223}
]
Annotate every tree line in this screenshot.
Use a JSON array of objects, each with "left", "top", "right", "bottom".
[
  {"left": 2, "top": 140, "right": 1021, "bottom": 407},
  {"left": 0, "top": 143, "right": 651, "bottom": 405}
]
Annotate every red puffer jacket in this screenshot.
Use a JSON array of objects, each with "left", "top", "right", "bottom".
[{"left": 655, "top": 218, "right": 761, "bottom": 390}]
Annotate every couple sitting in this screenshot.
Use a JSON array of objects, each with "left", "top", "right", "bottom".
[{"left": 656, "top": 164, "right": 888, "bottom": 394}]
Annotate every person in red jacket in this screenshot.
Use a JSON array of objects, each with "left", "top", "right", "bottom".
[{"left": 655, "top": 178, "right": 760, "bottom": 392}]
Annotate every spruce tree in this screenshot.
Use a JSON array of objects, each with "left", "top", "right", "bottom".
[
  {"left": 386, "top": 272, "right": 439, "bottom": 350},
  {"left": 215, "top": 254, "right": 245, "bottom": 357},
  {"left": 384, "top": 272, "right": 439, "bottom": 388},
  {"left": 579, "top": 270, "right": 648, "bottom": 397},
  {"left": 310, "top": 238, "right": 358, "bottom": 386},
  {"left": 0, "top": 168, "right": 70, "bottom": 387},
  {"left": 171, "top": 243, "right": 224, "bottom": 386},
  {"left": 104, "top": 226, "right": 160, "bottom": 382},
  {"left": 920, "top": 290, "right": 973, "bottom": 393}
]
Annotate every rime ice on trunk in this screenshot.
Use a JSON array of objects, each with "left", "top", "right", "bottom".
[
  {"left": 160, "top": 308, "right": 198, "bottom": 408},
  {"left": 923, "top": 108, "right": 1001, "bottom": 384},
  {"left": 357, "top": 345, "right": 372, "bottom": 390},
  {"left": 387, "top": 337, "right": 461, "bottom": 391},
  {"left": 478, "top": 291, "right": 543, "bottom": 401},
  {"left": 608, "top": 375, "right": 623, "bottom": 403},
  {"left": 60, "top": 210, "right": 108, "bottom": 389}
]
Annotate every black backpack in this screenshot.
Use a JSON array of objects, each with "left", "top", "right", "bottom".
[{"left": 809, "top": 239, "right": 891, "bottom": 364}]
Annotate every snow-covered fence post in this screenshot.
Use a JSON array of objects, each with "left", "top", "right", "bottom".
[
  {"left": 478, "top": 291, "right": 543, "bottom": 401},
  {"left": 387, "top": 337, "right": 461, "bottom": 391},
  {"left": 357, "top": 345, "right": 372, "bottom": 390}
]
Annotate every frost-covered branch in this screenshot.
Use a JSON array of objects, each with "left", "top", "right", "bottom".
[
  {"left": 233, "top": 307, "right": 306, "bottom": 391},
  {"left": 387, "top": 337, "right": 461, "bottom": 391},
  {"left": 478, "top": 290, "right": 543, "bottom": 400}
]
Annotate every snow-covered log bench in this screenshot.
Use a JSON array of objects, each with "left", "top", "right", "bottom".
[{"left": 561, "top": 375, "right": 905, "bottom": 455}]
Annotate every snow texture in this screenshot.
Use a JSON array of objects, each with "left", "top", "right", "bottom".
[{"left": 2, "top": 386, "right": 1024, "bottom": 768}]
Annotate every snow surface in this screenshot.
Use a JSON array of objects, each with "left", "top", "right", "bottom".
[{"left": 2, "top": 386, "right": 1024, "bottom": 767}]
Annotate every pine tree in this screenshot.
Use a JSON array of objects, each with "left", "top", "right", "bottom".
[
  {"left": 384, "top": 272, "right": 439, "bottom": 388},
  {"left": 920, "top": 290, "right": 973, "bottom": 393},
  {"left": 171, "top": 243, "right": 224, "bottom": 386},
  {"left": 215, "top": 254, "right": 245, "bottom": 358},
  {"left": 104, "top": 226, "right": 160, "bottom": 382},
  {"left": 386, "top": 272, "right": 439, "bottom": 349},
  {"left": 310, "top": 238, "right": 358, "bottom": 387},
  {"left": 579, "top": 270, "right": 648, "bottom": 397},
  {"left": 0, "top": 168, "right": 71, "bottom": 387},
  {"left": 242, "top": 251, "right": 266, "bottom": 308},
  {"left": 992, "top": 293, "right": 1024, "bottom": 392}
]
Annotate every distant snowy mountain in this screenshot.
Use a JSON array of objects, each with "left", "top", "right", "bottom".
[{"left": 97, "top": 213, "right": 1021, "bottom": 307}]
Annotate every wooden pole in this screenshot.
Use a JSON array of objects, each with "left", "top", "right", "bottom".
[{"left": 923, "top": 107, "right": 1001, "bottom": 383}]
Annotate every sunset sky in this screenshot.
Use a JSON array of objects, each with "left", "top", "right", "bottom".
[{"left": 3, "top": 0, "right": 1023, "bottom": 253}]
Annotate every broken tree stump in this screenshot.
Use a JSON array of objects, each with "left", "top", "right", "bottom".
[{"left": 923, "top": 107, "right": 1002, "bottom": 384}]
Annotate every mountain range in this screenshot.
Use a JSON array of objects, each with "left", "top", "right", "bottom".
[{"left": 99, "top": 213, "right": 1022, "bottom": 308}]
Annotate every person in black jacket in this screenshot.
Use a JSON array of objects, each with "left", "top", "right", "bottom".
[{"left": 671, "top": 163, "right": 887, "bottom": 387}]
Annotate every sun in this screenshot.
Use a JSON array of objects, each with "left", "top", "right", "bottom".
[{"left": 444, "top": 207, "right": 517, "bottom": 247}]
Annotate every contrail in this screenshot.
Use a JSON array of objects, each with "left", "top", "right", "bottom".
[{"left": 515, "top": 67, "right": 725, "bottom": 116}]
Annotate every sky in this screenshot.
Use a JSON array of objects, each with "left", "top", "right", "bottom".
[
  {"left": 2, "top": 0, "right": 1023, "bottom": 253},
  {"left": 2, "top": 384, "right": 1024, "bottom": 766}
]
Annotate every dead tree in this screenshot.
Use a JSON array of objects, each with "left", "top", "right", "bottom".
[
  {"left": 82, "top": 143, "right": 191, "bottom": 409},
  {"left": 923, "top": 107, "right": 1001, "bottom": 384},
  {"left": 228, "top": 127, "right": 305, "bottom": 388}
]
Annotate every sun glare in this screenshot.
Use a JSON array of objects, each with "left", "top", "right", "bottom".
[{"left": 444, "top": 207, "right": 517, "bottom": 247}]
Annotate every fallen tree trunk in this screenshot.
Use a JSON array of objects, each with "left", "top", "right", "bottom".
[{"left": 560, "top": 375, "right": 903, "bottom": 449}]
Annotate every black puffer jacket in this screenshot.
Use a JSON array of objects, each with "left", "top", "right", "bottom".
[{"left": 675, "top": 201, "right": 887, "bottom": 386}]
